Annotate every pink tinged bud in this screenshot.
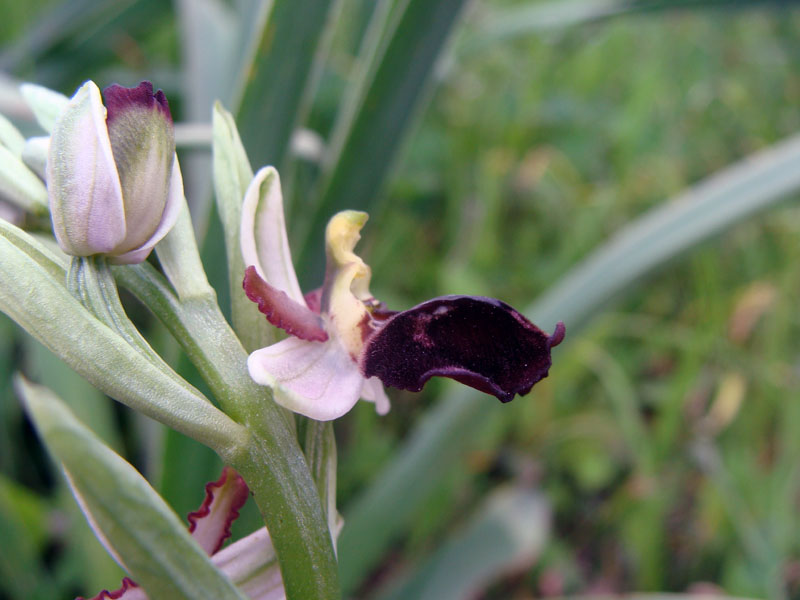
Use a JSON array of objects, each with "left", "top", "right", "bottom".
[{"left": 47, "top": 81, "right": 182, "bottom": 264}]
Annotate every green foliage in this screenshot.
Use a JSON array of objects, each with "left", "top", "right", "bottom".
[{"left": 1, "top": 1, "right": 800, "bottom": 599}]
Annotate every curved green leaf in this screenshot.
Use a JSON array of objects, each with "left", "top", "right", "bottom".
[
  {"left": 17, "top": 377, "right": 248, "bottom": 600},
  {"left": 0, "top": 145, "right": 48, "bottom": 215},
  {"left": 211, "top": 102, "right": 273, "bottom": 352}
]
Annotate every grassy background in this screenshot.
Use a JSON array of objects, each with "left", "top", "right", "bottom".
[{"left": 1, "top": 1, "right": 800, "bottom": 598}]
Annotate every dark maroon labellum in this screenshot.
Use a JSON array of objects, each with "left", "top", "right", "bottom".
[{"left": 362, "top": 295, "right": 564, "bottom": 402}]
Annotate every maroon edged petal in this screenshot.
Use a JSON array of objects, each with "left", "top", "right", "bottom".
[
  {"left": 244, "top": 266, "right": 329, "bottom": 342},
  {"left": 103, "top": 81, "right": 172, "bottom": 124},
  {"left": 77, "top": 577, "right": 142, "bottom": 600},
  {"left": 361, "top": 295, "right": 565, "bottom": 402},
  {"left": 187, "top": 466, "right": 250, "bottom": 556}
]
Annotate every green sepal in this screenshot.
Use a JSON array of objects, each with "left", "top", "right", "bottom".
[
  {"left": 20, "top": 83, "right": 69, "bottom": 133},
  {"left": 0, "top": 145, "right": 48, "bottom": 215},
  {"left": 0, "top": 113, "right": 25, "bottom": 155},
  {"left": 211, "top": 101, "right": 273, "bottom": 352},
  {"left": 155, "top": 198, "right": 214, "bottom": 300},
  {"left": 17, "top": 377, "right": 249, "bottom": 600}
]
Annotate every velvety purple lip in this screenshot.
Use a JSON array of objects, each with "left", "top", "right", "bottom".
[{"left": 361, "top": 295, "right": 564, "bottom": 402}]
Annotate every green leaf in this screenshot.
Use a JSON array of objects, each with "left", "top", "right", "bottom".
[
  {"left": 211, "top": 102, "right": 273, "bottom": 352},
  {"left": 0, "top": 220, "right": 246, "bottom": 454},
  {"left": 0, "top": 145, "right": 48, "bottom": 215},
  {"left": 338, "top": 132, "right": 800, "bottom": 591},
  {"left": 17, "top": 377, "right": 249, "bottom": 600},
  {"left": 235, "top": 0, "right": 338, "bottom": 169},
  {"left": 375, "top": 486, "right": 550, "bottom": 600},
  {"left": 295, "top": 0, "right": 468, "bottom": 277},
  {"left": 0, "top": 474, "right": 58, "bottom": 600}
]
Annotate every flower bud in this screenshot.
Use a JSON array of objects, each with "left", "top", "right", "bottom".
[{"left": 47, "top": 81, "right": 182, "bottom": 264}]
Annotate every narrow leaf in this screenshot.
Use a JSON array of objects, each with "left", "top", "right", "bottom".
[
  {"left": 375, "top": 487, "right": 550, "bottom": 600},
  {"left": 17, "top": 377, "right": 248, "bottom": 600},
  {"left": 235, "top": 0, "right": 337, "bottom": 169},
  {"left": 211, "top": 102, "right": 273, "bottom": 352},
  {"left": 295, "top": 0, "right": 468, "bottom": 277},
  {"left": 0, "top": 145, "right": 48, "bottom": 215},
  {"left": 19, "top": 83, "right": 68, "bottom": 133},
  {"left": 0, "top": 112, "right": 25, "bottom": 155}
]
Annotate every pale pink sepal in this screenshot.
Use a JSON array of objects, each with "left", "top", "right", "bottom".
[
  {"left": 110, "top": 154, "right": 184, "bottom": 264},
  {"left": 248, "top": 336, "right": 365, "bottom": 421},
  {"left": 186, "top": 466, "right": 249, "bottom": 556},
  {"left": 48, "top": 80, "right": 126, "bottom": 256},
  {"left": 240, "top": 166, "right": 306, "bottom": 306},
  {"left": 212, "top": 528, "right": 285, "bottom": 600},
  {"left": 361, "top": 377, "right": 391, "bottom": 416}
]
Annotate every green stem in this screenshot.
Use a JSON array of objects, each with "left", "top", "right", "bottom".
[
  {"left": 304, "top": 419, "right": 339, "bottom": 547},
  {"left": 116, "top": 262, "right": 341, "bottom": 600},
  {"left": 67, "top": 256, "right": 212, "bottom": 406}
]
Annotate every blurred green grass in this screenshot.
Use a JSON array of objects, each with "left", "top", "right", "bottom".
[{"left": 2, "top": 1, "right": 800, "bottom": 599}]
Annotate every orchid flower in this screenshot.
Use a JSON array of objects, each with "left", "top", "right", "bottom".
[
  {"left": 81, "top": 468, "right": 289, "bottom": 600},
  {"left": 47, "top": 80, "right": 182, "bottom": 264},
  {"left": 241, "top": 167, "right": 565, "bottom": 422}
]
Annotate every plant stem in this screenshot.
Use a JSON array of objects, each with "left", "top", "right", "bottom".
[{"left": 117, "top": 262, "right": 341, "bottom": 600}]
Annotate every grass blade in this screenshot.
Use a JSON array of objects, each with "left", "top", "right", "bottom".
[
  {"left": 235, "top": 0, "right": 338, "bottom": 169},
  {"left": 18, "top": 377, "right": 248, "bottom": 600},
  {"left": 294, "top": 0, "right": 468, "bottom": 277}
]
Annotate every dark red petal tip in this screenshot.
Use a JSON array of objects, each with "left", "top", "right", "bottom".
[
  {"left": 103, "top": 81, "right": 172, "bottom": 124},
  {"left": 362, "top": 295, "right": 562, "bottom": 402},
  {"left": 77, "top": 576, "right": 139, "bottom": 600},
  {"left": 243, "top": 266, "right": 328, "bottom": 342}
]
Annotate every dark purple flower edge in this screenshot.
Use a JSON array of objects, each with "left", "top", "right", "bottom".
[
  {"left": 77, "top": 577, "right": 139, "bottom": 600},
  {"left": 361, "top": 295, "right": 564, "bottom": 402},
  {"left": 103, "top": 81, "right": 172, "bottom": 125},
  {"left": 187, "top": 466, "right": 250, "bottom": 555}
]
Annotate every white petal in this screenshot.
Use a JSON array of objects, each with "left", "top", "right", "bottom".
[
  {"left": 240, "top": 166, "right": 305, "bottom": 305},
  {"left": 47, "top": 81, "right": 126, "bottom": 256},
  {"left": 360, "top": 376, "right": 391, "bottom": 415},
  {"left": 248, "top": 336, "right": 364, "bottom": 421}
]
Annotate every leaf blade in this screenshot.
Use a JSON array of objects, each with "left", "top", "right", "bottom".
[{"left": 17, "top": 377, "right": 249, "bottom": 600}]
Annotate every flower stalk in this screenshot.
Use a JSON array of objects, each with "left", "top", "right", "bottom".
[{"left": 116, "top": 258, "right": 340, "bottom": 600}]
